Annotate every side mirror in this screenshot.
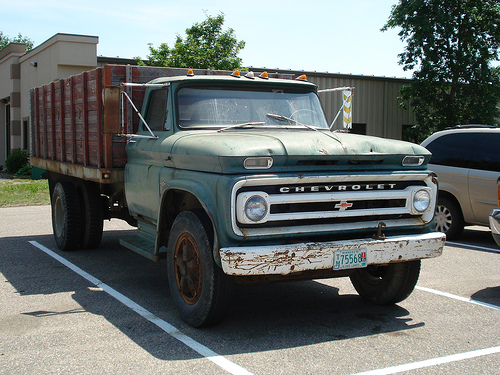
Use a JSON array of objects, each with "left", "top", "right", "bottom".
[{"left": 102, "top": 86, "right": 121, "bottom": 134}]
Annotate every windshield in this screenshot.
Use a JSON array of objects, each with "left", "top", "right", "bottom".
[{"left": 177, "top": 87, "right": 329, "bottom": 129}]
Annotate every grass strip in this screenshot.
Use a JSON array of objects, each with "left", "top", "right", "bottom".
[{"left": 0, "top": 179, "right": 50, "bottom": 206}]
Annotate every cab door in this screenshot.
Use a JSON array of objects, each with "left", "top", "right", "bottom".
[{"left": 125, "top": 88, "right": 172, "bottom": 222}]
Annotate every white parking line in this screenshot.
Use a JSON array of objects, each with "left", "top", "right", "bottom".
[
  {"left": 351, "top": 346, "right": 500, "bottom": 375},
  {"left": 28, "top": 241, "right": 254, "bottom": 375},
  {"left": 446, "top": 241, "right": 500, "bottom": 254},
  {"left": 416, "top": 286, "right": 500, "bottom": 311},
  {"left": 354, "top": 265, "right": 500, "bottom": 375}
]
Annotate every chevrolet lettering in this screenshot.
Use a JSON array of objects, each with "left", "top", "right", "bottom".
[{"left": 279, "top": 183, "right": 397, "bottom": 193}]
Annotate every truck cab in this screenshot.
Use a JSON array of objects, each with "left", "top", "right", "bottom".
[{"left": 120, "top": 71, "right": 444, "bottom": 327}]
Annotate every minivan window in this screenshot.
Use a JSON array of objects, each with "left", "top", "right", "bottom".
[
  {"left": 426, "top": 133, "right": 479, "bottom": 167},
  {"left": 470, "top": 133, "right": 500, "bottom": 172}
]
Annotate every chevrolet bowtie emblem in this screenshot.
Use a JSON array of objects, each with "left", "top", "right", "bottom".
[{"left": 335, "top": 201, "right": 353, "bottom": 211}]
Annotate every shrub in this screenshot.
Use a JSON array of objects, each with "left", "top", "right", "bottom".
[
  {"left": 16, "top": 164, "right": 32, "bottom": 176},
  {"left": 5, "top": 148, "right": 29, "bottom": 174}
]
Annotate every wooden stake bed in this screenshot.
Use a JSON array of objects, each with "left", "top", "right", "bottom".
[{"left": 30, "top": 65, "right": 231, "bottom": 183}]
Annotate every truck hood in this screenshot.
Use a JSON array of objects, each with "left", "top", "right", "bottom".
[{"left": 165, "top": 130, "right": 431, "bottom": 173}]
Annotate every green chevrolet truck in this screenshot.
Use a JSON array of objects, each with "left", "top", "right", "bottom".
[{"left": 31, "top": 65, "right": 445, "bottom": 327}]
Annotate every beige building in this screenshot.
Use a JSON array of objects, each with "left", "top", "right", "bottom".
[
  {"left": 0, "top": 34, "right": 99, "bottom": 166},
  {"left": 0, "top": 33, "right": 415, "bottom": 167}
]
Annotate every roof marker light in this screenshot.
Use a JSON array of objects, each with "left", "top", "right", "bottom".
[
  {"left": 187, "top": 68, "right": 194, "bottom": 76},
  {"left": 245, "top": 71, "right": 255, "bottom": 79},
  {"left": 258, "top": 71, "right": 269, "bottom": 79},
  {"left": 231, "top": 70, "right": 241, "bottom": 78},
  {"left": 296, "top": 74, "right": 308, "bottom": 81}
]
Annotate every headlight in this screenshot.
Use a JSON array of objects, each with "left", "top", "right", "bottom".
[
  {"left": 413, "top": 189, "right": 431, "bottom": 212},
  {"left": 245, "top": 195, "right": 268, "bottom": 222},
  {"left": 237, "top": 192, "right": 270, "bottom": 224}
]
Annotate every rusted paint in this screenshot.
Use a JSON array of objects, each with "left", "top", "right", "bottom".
[
  {"left": 82, "top": 71, "right": 89, "bottom": 167},
  {"left": 103, "top": 86, "right": 121, "bottom": 134},
  {"left": 50, "top": 81, "right": 56, "bottom": 161},
  {"left": 31, "top": 157, "right": 123, "bottom": 184},
  {"left": 220, "top": 232, "right": 445, "bottom": 276},
  {"left": 58, "top": 79, "right": 66, "bottom": 163}
]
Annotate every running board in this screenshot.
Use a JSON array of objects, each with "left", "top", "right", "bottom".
[{"left": 119, "top": 234, "right": 167, "bottom": 262}]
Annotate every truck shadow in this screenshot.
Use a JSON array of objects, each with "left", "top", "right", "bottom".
[
  {"left": 470, "top": 286, "right": 500, "bottom": 307},
  {"left": 207, "top": 282, "right": 423, "bottom": 354},
  {"left": 2, "top": 232, "right": 425, "bottom": 361}
]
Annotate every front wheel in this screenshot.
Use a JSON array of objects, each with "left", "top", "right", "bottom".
[
  {"left": 167, "top": 210, "right": 232, "bottom": 327},
  {"left": 349, "top": 260, "right": 421, "bottom": 305}
]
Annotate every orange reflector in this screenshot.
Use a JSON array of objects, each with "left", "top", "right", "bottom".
[
  {"left": 295, "top": 74, "right": 307, "bottom": 81},
  {"left": 231, "top": 70, "right": 241, "bottom": 77},
  {"left": 497, "top": 183, "right": 500, "bottom": 206},
  {"left": 258, "top": 71, "right": 269, "bottom": 79},
  {"left": 187, "top": 68, "right": 194, "bottom": 76}
]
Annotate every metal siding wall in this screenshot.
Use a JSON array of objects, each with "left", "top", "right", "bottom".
[{"left": 309, "top": 74, "right": 415, "bottom": 140}]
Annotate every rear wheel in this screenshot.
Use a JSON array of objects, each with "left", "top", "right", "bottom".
[
  {"left": 51, "top": 182, "right": 82, "bottom": 251},
  {"left": 435, "top": 196, "right": 464, "bottom": 240},
  {"left": 80, "top": 182, "right": 103, "bottom": 249},
  {"left": 349, "top": 260, "right": 421, "bottom": 305},
  {"left": 167, "top": 210, "right": 232, "bottom": 327}
]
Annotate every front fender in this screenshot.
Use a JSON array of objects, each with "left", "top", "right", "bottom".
[{"left": 156, "top": 169, "right": 237, "bottom": 265}]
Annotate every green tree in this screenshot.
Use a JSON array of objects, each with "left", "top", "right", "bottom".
[
  {"left": 383, "top": 0, "right": 500, "bottom": 142},
  {"left": 0, "top": 31, "right": 34, "bottom": 51},
  {"left": 138, "top": 12, "right": 245, "bottom": 70}
]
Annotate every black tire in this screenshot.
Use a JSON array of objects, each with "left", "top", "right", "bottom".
[
  {"left": 167, "top": 210, "right": 232, "bottom": 327},
  {"left": 80, "top": 182, "right": 103, "bottom": 249},
  {"left": 51, "top": 182, "right": 82, "bottom": 251},
  {"left": 434, "top": 196, "right": 464, "bottom": 240},
  {"left": 349, "top": 260, "right": 421, "bottom": 305}
]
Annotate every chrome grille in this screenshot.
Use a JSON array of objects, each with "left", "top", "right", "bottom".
[{"left": 231, "top": 173, "right": 436, "bottom": 237}]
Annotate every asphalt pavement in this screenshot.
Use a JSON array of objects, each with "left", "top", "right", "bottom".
[{"left": 1, "top": 205, "right": 499, "bottom": 374}]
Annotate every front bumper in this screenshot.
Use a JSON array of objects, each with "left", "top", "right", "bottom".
[
  {"left": 220, "top": 232, "right": 445, "bottom": 276},
  {"left": 489, "top": 208, "right": 500, "bottom": 246}
]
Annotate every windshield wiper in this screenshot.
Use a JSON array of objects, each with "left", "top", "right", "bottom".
[
  {"left": 266, "top": 113, "right": 318, "bottom": 131},
  {"left": 266, "top": 113, "right": 298, "bottom": 124},
  {"left": 217, "top": 121, "right": 265, "bottom": 132}
]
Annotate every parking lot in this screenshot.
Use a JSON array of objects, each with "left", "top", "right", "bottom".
[{"left": 1, "top": 205, "right": 499, "bottom": 374}]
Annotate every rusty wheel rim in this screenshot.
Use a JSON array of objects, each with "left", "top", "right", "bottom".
[{"left": 173, "top": 233, "right": 203, "bottom": 305}]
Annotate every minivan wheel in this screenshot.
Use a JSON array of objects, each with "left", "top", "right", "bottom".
[{"left": 435, "top": 196, "right": 464, "bottom": 240}]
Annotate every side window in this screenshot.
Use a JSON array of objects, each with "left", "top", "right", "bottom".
[
  {"left": 470, "top": 132, "right": 500, "bottom": 172},
  {"left": 425, "top": 133, "right": 479, "bottom": 167},
  {"left": 145, "top": 89, "right": 169, "bottom": 131}
]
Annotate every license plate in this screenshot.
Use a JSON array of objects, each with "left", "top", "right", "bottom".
[{"left": 333, "top": 248, "right": 367, "bottom": 270}]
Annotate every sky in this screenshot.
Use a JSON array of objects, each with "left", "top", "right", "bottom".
[{"left": 1, "top": 0, "right": 413, "bottom": 78}]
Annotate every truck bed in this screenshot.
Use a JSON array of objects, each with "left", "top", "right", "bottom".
[{"left": 30, "top": 65, "right": 266, "bottom": 183}]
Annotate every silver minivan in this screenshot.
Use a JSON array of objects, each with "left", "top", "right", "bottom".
[{"left": 421, "top": 125, "right": 500, "bottom": 240}]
